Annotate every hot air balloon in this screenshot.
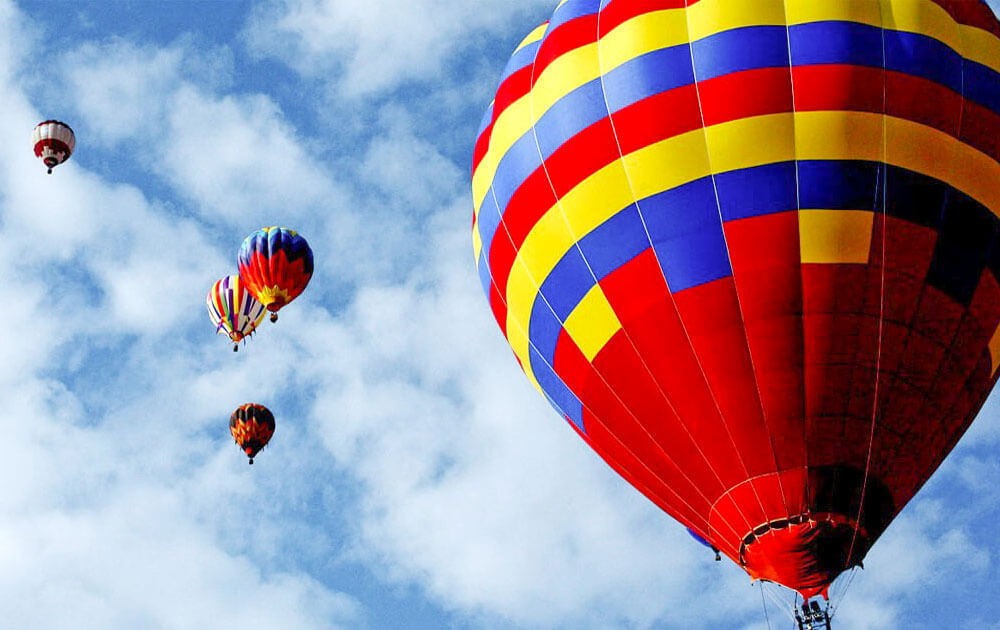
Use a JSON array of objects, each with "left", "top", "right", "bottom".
[
  {"left": 206, "top": 275, "right": 267, "bottom": 351},
  {"left": 32, "top": 120, "right": 75, "bottom": 174},
  {"left": 472, "top": 0, "right": 1000, "bottom": 619},
  {"left": 237, "top": 226, "right": 313, "bottom": 322},
  {"left": 230, "top": 403, "right": 275, "bottom": 465}
]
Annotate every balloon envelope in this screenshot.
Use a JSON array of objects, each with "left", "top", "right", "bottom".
[
  {"left": 32, "top": 120, "right": 75, "bottom": 173},
  {"left": 237, "top": 226, "right": 313, "bottom": 317},
  {"left": 472, "top": 0, "right": 1000, "bottom": 599},
  {"left": 206, "top": 275, "right": 267, "bottom": 350},
  {"left": 230, "top": 403, "right": 275, "bottom": 464}
]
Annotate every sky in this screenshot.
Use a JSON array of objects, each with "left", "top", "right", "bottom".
[{"left": 1, "top": 1, "right": 999, "bottom": 629}]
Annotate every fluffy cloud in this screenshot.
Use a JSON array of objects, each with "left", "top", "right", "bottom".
[
  {"left": 243, "top": 0, "right": 551, "bottom": 97},
  {"left": 55, "top": 37, "right": 347, "bottom": 228}
]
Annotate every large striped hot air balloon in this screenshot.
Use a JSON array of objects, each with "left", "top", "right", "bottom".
[{"left": 472, "top": 0, "right": 1000, "bottom": 608}]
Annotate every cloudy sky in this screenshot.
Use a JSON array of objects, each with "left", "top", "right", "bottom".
[{"left": 1, "top": 1, "right": 998, "bottom": 628}]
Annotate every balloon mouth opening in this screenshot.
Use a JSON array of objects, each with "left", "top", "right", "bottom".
[
  {"left": 739, "top": 515, "right": 869, "bottom": 599},
  {"left": 43, "top": 157, "right": 58, "bottom": 167}
]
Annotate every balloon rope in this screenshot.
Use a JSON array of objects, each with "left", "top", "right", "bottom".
[
  {"left": 828, "top": 567, "right": 859, "bottom": 621},
  {"left": 778, "top": 0, "right": 812, "bottom": 530},
  {"left": 759, "top": 582, "right": 773, "bottom": 630},
  {"left": 760, "top": 583, "right": 797, "bottom": 625},
  {"left": 846, "top": 6, "right": 890, "bottom": 570}
]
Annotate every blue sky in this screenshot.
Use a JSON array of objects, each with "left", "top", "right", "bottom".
[{"left": 1, "top": 1, "right": 999, "bottom": 628}]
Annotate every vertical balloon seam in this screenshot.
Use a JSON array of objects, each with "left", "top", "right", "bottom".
[
  {"left": 485, "top": 13, "right": 727, "bottom": 537},
  {"left": 254, "top": 231, "right": 270, "bottom": 305},
  {"left": 237, "top": 278, "right": 251, "bottom": 339},
  {"left": 270, "top": 227, "right": 283, "bottom": 302},
  {"left": 235, "top": 277, "right": 250, "bottom": 338},
  {"left": 227, "top": 276, "right": 238, "bottom": 337},
  {"left": 227, "top": 277, "right": 238, "bottom": 339},
  {"left": 230, "top": 277, "right": 242, "bottom": 339},
  {"left": 524, "top": 5, "right": 748, "bottom": 541},
  {"left": 589, "top": 2, "right": 772, "bottom": 543},
  {"left": 780, "top": 0, "right": 814, "bottom": 558},
  {"left": 219, "top": 283, "right": 229, "bottom": 333},
  {"left": 253, "top": 231, "right": 272, "bottom": 306},
  {"left": 680, "top": 3, "right": 795, "bottom": 543},
  {"left": 835, "top": 3, "right": 881, "bottom": 576},
  {"left": 207, "top": 288, "right": 222, "bottom": 335}
]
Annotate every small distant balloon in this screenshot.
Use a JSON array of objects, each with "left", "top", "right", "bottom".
[
  {"left": 230, "top": 403, "right": 275, "bottom": 465},
  {"left": 32, "top": 120, "right": 75, "bottom": 174},
  {"left": 206, "top": 275, "right": 266, "bottom": 351},
  {"left": 237, "top": 226, "right": 313, "bottom": 322}
]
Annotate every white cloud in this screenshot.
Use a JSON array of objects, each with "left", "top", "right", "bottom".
[
  {"left": 0, "top": 0, "right": 35, "bottom": 85},
  {"left": 60, "top": 41, "right": 185, "bottom": 147},
  {"left": 53, "top": 36, "right": 347, "bottom": 229},
  {"left": 161, "top": 85, "right": 344, "bottom": 224},
  {"left": 0, "top": 490, "right": 360, "bottom": 629},
  {"left": 243, "top": 0, "right": 551, "bottom": 97}
]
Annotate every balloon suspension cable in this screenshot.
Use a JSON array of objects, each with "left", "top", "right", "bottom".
[
  {"left": 758, "top": 582, "right": 772, "bottom": 630},
  {"left": 760, "top": 583, "right": 797, "bottom": 625},
  {"left": 827, "top": 567, "right": 860, "bottom": 622},
  {"left": 794, "top": 598, "right": 832, "bottom": 630}
]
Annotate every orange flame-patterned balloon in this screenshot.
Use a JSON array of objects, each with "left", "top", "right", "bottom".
[{"left": 229, "top": 403, "right": 275, "bottom": 465}]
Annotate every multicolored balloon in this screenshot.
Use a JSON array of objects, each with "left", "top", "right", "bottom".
[
  {"left": 206, "top": 275, "right": 267, "bottom": 351},
  {"left": 230, "top": 403, "right": 275, "bottom": 465},
  {"left": 32, "top": 120, "right": 75, "bottom": 174},
  {"left": 472, "top": 0, "right": 1000, "bottom": 602},
  {"left": 237, "top": 226, "right": 313, "bottom": 322}
]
